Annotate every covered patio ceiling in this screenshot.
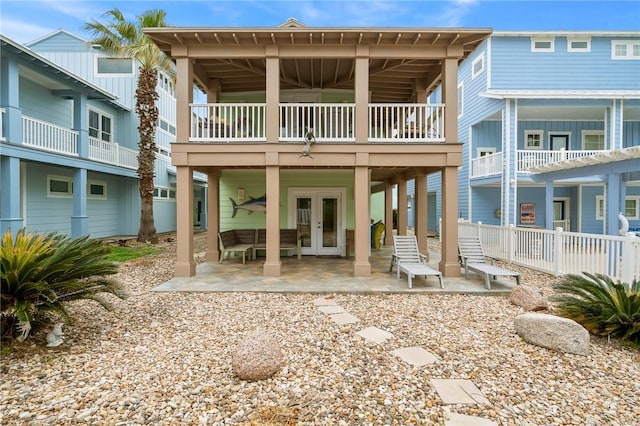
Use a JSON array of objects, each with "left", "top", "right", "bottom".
[{"left": 144, "top": 23, "right": 492, "bottom": 103}]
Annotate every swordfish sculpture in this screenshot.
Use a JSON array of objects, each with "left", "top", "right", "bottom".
[{"left": 229, "top": 195, "right": 267, "bottom": 217}]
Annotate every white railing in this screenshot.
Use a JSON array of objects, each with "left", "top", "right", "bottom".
[
  {"left": 459, "top": 222, "right": 640, "bottom": 283},
  {"left": 471, "top": 151, "right": 503, "bottom": 178},
  {"left": 0, "top": 108, "right": 5, "bottom": 141},
  {"left": 190, "top": 103, "right": 266, "bottom": 142},
  {"left": 517, "top": 149, "right": 607, "bottom": 173},
  {"left": 280, "top": 103, "right": 355, "bottom": 142},
  {"left": 553, "top": 219, "right": 570, "bottom": 231},
  {"left": 369, "top": 103, "right": 445, "bottom": 142},
  {"left": 88, "top": 137, "right": 137, "bottom": 170},
  {"left": 22, "top": 115, "right": 78, "bottom": 156},
  {"left": 188, "top": 103, "right": 446, "bottom": 143}
]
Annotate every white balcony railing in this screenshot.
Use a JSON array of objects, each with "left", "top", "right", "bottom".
[
  {"left": 280, "top": 103, "right": 355, "bottom": 142},
  {"left": 188, "top": 103, "right": 446, "bottom": 143},
  {"left": 470, "top": 151, "right": 503, "bottom": 178},
  {"left": 190, "top": 103, "right": 266, "bottom": 142},
  {"left": 369, "top": 103, "right": 445, "bottom": 142},
  {"left": 0, "top": 108, "right": 5, "bottom": 141},
  {"left": 22, "top": 115, "right": 78, "bottom": 156},
  {"left": 19, "top": 115, "right": 136, "bottom": 169},
  {"left": 88, "top": 137, "right": 137, "bottom": 170},
  {"left": 517, "top": 149, "right": 607, "bottom": 172}
]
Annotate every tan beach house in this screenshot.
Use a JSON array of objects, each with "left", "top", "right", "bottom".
[{"left": 144, "top": 19, "right": 492, "bottom": 278}]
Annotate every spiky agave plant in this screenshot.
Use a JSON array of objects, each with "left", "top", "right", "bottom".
[
  {"left": 552, "top": 272, "right": 640, "bottom": 346},
  {"left": 0, "top": 229, "right": 126, "bottom": 342}
]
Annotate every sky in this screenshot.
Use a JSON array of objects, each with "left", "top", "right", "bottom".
[{"left": 0, "top": 0, "right": 639, "bottom": 45}]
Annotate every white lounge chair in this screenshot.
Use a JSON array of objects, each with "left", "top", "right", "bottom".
[
  {"left": 458, "top": 237, "right": 521, "bottom": 289},
  {"left": 392, "top": 235, "right": 443, "bottom": 289}
]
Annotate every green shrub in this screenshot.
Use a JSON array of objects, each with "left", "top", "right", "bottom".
[
  {"left": 1, "top": 229, "right": 126, "bottom": 342},
  {"left": 552, "top": 272, "right": 640, "bottom": 346},
  {"left": 107, "top": 244, "right": 162, "bottom": 262}
]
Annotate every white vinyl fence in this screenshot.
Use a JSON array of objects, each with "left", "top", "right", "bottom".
[{"left": 459, "top": 222, "right": 640, "bottom": 283}]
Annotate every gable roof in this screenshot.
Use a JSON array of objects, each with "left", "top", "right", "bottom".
[{"left": 26, "top": 29, "right": 89, "bottom": 47}]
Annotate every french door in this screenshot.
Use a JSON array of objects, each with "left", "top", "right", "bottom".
[{"left": 288, "top": 188, "right": 345, "bottom": 256}]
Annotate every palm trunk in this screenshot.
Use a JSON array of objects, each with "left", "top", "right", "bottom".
[{"left": 136, "top": 67, "right": 159, "bottom": 243}]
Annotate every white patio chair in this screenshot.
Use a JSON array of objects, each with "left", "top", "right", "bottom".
[
  {"left": 458, "top": 237, "right": 521, "bottom": 289},
  {"left": 392, "top": 235, "right": 443, "bottom": 289}
]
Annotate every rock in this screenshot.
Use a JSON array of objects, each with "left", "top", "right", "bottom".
[
  {"left": 509, "top": 285, "right": 550, "bottom": 311},
  {"left": 514, "top": 312, "right": 589, "bottom": 355},
  {"left": 231, "top": 330, "right": 284, "bottom": 381}
]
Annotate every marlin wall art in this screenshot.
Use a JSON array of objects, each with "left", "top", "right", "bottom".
[{"left": 230, "top": 195, "right": 267, "bottom": 217}]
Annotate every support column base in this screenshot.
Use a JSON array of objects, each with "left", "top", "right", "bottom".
[
  {"left": 0, "top": 218, "right": 24, "bottom": 235},
  {"left": 175, "top": 261, "right": 196, "bottom": 277},
  {"left": 263, "top": 261, "right": 281, "bottom": 276},
  {"left": 353, "top": 262, "right": 371, "bottom": 277},
  {"left": 205, "top": 250, "right": 220, "bottom": 262},
  {"left": 439, "top": 261, "right": 462, "bottom": 277},
  {"left": 71, "top": 216, "right": 89, "bottom": 238}
]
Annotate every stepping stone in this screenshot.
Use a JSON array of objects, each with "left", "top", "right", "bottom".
[
  {"left": 329, "top": 312, "right": 359, "bottom": 325},
  {"left": 445, "top": 412, "right": 498, "bottom": 426},
  {"left": 318, "top": 305, "right": 346, "bottom": 314},
  {"left": 430, "top": 379, "right": 490, "bottom": 405},
  {"left": 355, "top": 326, "right": 394, "bottom": 344},
  {"left": 391, "top": 346, "right": 438, "bottom": 367},
  {"left": 313, "top": 297, "right": 338, "bottom": 306}
]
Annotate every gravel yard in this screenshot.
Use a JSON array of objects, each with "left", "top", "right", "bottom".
[{"left": 1, "top": 232, "right": 638, "bottom": 425}]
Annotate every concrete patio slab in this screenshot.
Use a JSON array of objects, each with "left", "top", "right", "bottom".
[
  {"left": 355, "top": 326, "right": 394, "bottom": 344},
  {"left": 318, "top": 305, "right": 346, "bottom": 314},
  {"left": 391, "top": 346, "right": 438, "bottom": 366},
  {"left": 430, "top": 379, "right": 491, "bottom": 405},
  {"left": 445, "top": 412, "right": 498, "bottom": 426},
  {"left": 329, "top": 312, "right": 359, "bottom": 325}
]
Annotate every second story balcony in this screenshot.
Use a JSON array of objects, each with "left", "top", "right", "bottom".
[
  {"left": 470, "top": 149, "right": 609, "bottom": 179},
  {"left": 188, "top": 102, "right": 445, "bottom": 143},
  {"left": 16, "top": 114, "right": 138, "bottom": 170}
]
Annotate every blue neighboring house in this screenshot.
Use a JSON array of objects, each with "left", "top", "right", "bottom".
[
  {"left": 409, "top": 31, "right": 640, "bottom": 236},
  {"left": 0, "top": 30, "right": 207, "bottom": 238}
]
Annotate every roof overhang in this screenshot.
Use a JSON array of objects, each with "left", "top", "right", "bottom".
[
  {"left": 144, "top": 25, "right": 492, "bottom": 102},
  {"left": 481, "top": 90, "right": 640, "bottom": 100}
]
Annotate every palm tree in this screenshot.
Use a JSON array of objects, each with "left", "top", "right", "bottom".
[{"left": 84, "top": 9, "right": 174, "bottom": 244}]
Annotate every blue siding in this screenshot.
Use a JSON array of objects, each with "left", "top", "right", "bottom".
[
  {"left": 581, "top": 185, "right": 605, "bottom": 234},
  {"left": 471, "top": 187, "right": 502, "bottom": 225},
  {"left": 623, "top": 121, "right": 640, "bottom": 148},
  {"left": 20, "top": 77, "right": 72, "bottom": 127},
  {"left": 518, "top": 119, "right": 605, "bottom": 150},
  {"left": 491, "top": 35, "right": 640, "bottom": 90}
]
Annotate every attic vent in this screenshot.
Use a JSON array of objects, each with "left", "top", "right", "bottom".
[{"left": 278, "top": 17, "right": 308, "bottom": 28}]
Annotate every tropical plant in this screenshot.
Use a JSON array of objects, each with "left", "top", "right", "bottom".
[
  {"left": 1, "top": 229, "right": 125, "bottom": 342},
  {"left": 552, "top": 272, "right": 640, "bottom": 346},
  {"left": 84, "top": 9, "right": 174, "bottom": 244}
]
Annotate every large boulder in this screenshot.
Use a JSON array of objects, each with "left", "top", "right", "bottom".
[
  {"left": 514, "top": 312, "right": 590, "bottom": 356},
  {"left": 231, "top": 330, "right": 285, "bottom": 381},
  {"left": 509, "top": 285, "right": 550, "bottom": 311}
]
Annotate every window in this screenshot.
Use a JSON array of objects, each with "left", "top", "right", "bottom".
[
  {"left": 96, "top": 57, "right": 133, "bottom": 75},
  {"left": 582, "top": 130, "right": 605, "bottom": 150},
  {"left": 88, "top": 180, "right": 107, "bottom": 200},
  {"left": 626, "top": 197, "right": 639, "bottom": 220},
  {"left": 477, "top": 147, "right": 496, "bottom": 157},
  {"left": 596, "top": 195, "right": 639, "bottom": 220},
  {"left": 568, "top": 37, "right": 591, "bottom": 52},
  {"left": 531, "top": 36, "right": 555, "bottom": 52},
  {"left": 612, "top": 40, "right": 640, "bottom": 59},
  {"left": 158, "top": 118, "right": 176, "bottom": 136},
  {"left": 89, "top": 110, "right": 112, "bottom": 142},
  {"left": 472, "top": 54, "right": 484, "bottom": 79},
  {"left": 525, "top": 130, "right": 544, "bottom": 150},
  {"left": 154, "top": 186, "right": 176, "bottom": 201},
  {"left": 457, "top": 82, "right": 464, "bottom": 118},
  {"left": 47, "top": 175, "right": 72, "bottom": 198}
]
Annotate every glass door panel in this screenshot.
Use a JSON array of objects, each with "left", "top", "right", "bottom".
[
  {"left": 321, "top": 197, "right": 338, "bottom": 249},
  {"left": 296, "top": 197, "right": 313, "bottom": 250}
]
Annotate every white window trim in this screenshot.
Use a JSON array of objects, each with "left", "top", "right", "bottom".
[
  {"left": 95, "top": 55, "right": 135, "bottom": 77},
  {"left": 611, "top": 40, "right": 640, "bottom": 60},
  {"left": 88, "top": 179, "right": 107, "bottom": 200},
  {"left": 457, "top": 82, "right": 464, "bottom": 118},
  {"left": 581, "top": 129, "right": 605, "bottom": 150},
  {"left": 596, "top": 195, "right": 640, "bottom": 220},
  {"left": 524, "top": 130, "right": 544, "bottom": 150},
  {"left": 47, "top": 175, "right": 73, "bottom": 198},
  {"left": 477, "top": 147, "right": 496, "bottom": 157},
  {"left": 89, "top": 108, "right": 114, "bottom": 142},
  {"left": 567, "top": 37, "right": 591, "bottom": 52},
  {"left": 531, "top": 36, "right": 555, "bottom": 52},
  {"left": 472, "top": 54, "right": 485, "bottom": 79},
  {"left": 154, "top": 185, "right": 177, "bottom": 201}
]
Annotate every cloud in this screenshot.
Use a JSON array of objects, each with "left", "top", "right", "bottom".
[
  {"left": 0, "top": 16, "right": 57, "bottom": 44},
  {"left": 431, "top": 0, "right": 479, "bottom": 27}
]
